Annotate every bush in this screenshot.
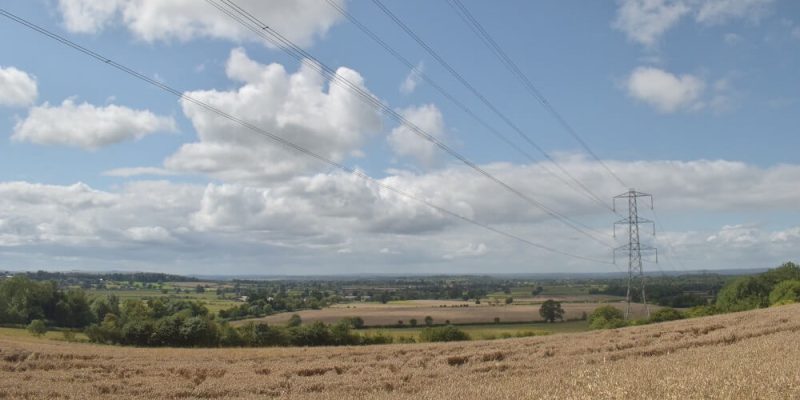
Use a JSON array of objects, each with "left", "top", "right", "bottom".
[
  {"left": 768, "top": 280, "right": 800, "bottom": 305},
  {"left": 287, "top": 314, "right": 302, "bottom": 327},
  {"left": 27, "top": 319, "right": 47, "bottom": 337},
  {"left": 649, "top": 308, "right": 685, "bottom": 323},
  {"left": 716, "top": 276, "right": 769, "bottom": 312},
  {"left": 419, "top": 325, "right": 470, "bottom": 342},
  {"left": 424, "top": 316, "right": 433, "bottom": 326},
  {"left": 588, "top": 306, "right": 626, "bottom": 330},
  {"left": 685, "top": 305, "right": 719, "bottom": 318}
]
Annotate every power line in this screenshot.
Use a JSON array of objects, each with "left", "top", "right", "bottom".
[
  {"left": 0, "top": 7, "right": 613, "bottom": 265},
  {"left": 369, "top": 0, "right": 619, "bottom": 212},
  {"left": 446, "top": 0, "right": 628, "bottom": 189},
  {"left": 211, "top": 0, "right": 615, "bottom": 248},
  {"left": 321, "top": 0, "right": 615, "bottom": 215}
]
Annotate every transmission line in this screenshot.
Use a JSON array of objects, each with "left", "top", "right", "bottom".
[
  {"left": 369, "top": 0, "right": 619, "bottom": 213},
  {"left": 0, "top": 7, "right": 613, "bottom": 265},
  {"left": 211, "top": 0, "right": 615, "bottom": 248},
  {"left": 447, "top": 0, "right": 627, "bottom": 188},
  {"left": 321, "top": 0, "right": 614, "bottom": 215}
]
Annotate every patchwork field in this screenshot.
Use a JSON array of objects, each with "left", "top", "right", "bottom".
[
  {"left": 2, "top": 304, "right": 798, "bottom": 399},
  {"left": 234, "top": 300, "right": 654, "bottom": 327}
]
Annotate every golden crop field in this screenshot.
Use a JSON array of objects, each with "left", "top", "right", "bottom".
[
  {"left": 234, "top": 300, "right": 654, "bottom": 326},
  {"left": 2, "top": 304, "right": 799, "bottom": 399}
]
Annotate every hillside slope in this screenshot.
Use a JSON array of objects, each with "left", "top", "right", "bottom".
[{"left": 2, "top": 304, "right": 799, "bottom": 399}]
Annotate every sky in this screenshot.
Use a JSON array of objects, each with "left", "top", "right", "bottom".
[{"left": 0, "top": 0, "right": 798, "bottom": 275}]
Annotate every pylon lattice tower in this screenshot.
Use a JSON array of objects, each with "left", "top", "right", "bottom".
[{"left": 613, "top": 189, "right": 658, "bottom": 320}]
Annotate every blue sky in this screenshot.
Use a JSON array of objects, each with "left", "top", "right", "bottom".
[{"left": 0, "top": 0, "right": 798, "bottom": 275}]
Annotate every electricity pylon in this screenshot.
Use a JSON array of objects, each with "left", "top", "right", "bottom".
[{"left": 613, "top": 189, "right": 658, "bottom": 320}]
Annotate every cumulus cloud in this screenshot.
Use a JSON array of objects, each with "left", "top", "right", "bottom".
[
  {"left": 164, "top": 48, "right": 381, "bottom": 183},
  {"left": 614, "top": 0, "right": 690, "bottom": 47},
  {"left": 3, "top": 157, "right": 800, "bottom": 272},
  {"left": 614, "top": 0, "right": 775, "bottom": 46},
  {"left": 11, "top": 99, "right": 176, "bottom": 150},
  {"left": 387, "top": 104, "right": 445, "bottom": 167},
  {"left": 57, "top": 0, "right": 344, "bottom": 48},
  {"left": 399, "top": 62, "right": 424, "bottom": 94},
  {"left": 0, "top": 66, "right": 38, "bottom": 107},
  {"left": 625, "top": 67, "right": 705, "bottom": 113}
]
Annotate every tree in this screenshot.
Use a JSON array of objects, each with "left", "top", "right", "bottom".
[
  {"left": 424, "top": 316, "right": 434, "bottom": 326},
  {"left": 538, "top": 299, "right": 564, "bottom": 323},
  {"left": 409, "top": 318, "right": 418, "bottom": 327},
  {"left": 27, "top": 319, "right": 47, "bottom": 337},
  {"left": 716, "top": 276, "right": 769, "bottom": 312},
  {"left": 287, "top": 314, "right": 302, "bottom": 327},
  {"left": 505, "top": 296, "right": 513, "bottom": 305}
]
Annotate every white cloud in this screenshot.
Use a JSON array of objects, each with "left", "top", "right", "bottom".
[
  {"left": 613, "top": 0, "right": 690, "bottom": 46},
  {"left": 387, "top": 104, "right": 445, "bottom": 166},
  {"left": 12, "top": 99, "right": 177, "bottom": 150},
  {"left": 57, "top": 0, "right": 344, "bottom": 48},
  {"left": 0, "top": 66, "right": 38, "bottom": 107},
  {"left": 695, "top": 0, "right": 773, "bottom": 24},
  {"left": 443, "top": 243, "right": 488, "bottom": 260},
  {"left": 614, "top": 0, "right": 775, "bottom": 46},
  {"left": 400, "top": 62, "right": 424, "bottom": 95},
  {"left": 165, "top": 48, "right": 381, "bottom": 184},
  {"left": 792, "top": 27, "right": 800, "bottom": 40},
  {"left": 625, "top": 67, "right": 705, "bottom": 113},
  {"left": 3, "top": 157, "right": 800, "bottom": 272},
  {"left": 57, "top": 0, "right": 123, "bottom": 33},
  {"left": 103, "top": 167, "right": 177, "bottom": 177}
]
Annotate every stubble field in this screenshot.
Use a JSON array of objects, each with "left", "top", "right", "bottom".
[{"left": 1, "top": 304, "right": 799, "bottom": 399}]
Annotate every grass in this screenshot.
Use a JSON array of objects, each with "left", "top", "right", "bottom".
[
  {"left": 1, "top": 304, "right": 798, "bottom": 399},
  {"left": 0, "top": 327, "right": 88, "bottom": 343},
  {"left": 361, "top": 320, "right": 590, "bottom": 341}
]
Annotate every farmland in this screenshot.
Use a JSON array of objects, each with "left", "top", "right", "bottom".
[
  {"left": 1, "top": 303, "right": 798, "bottom": 399},
  {"left": 233, "top": 300, "right": 654, "bottom": 327}
]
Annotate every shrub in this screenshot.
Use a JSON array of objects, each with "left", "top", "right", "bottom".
[
  {"left": 424, "top": 316, "right": 433, "bottom": 326},
  {"left": 419, "top": 326, "right": 470, "bottom": 342},
  {"left": 768, "top": 280, "right": 800, "bottom": 305},
  {"left": 27, "top": 319, "right": 47, "bottom": 337},
  {"left": 588, "top": 306, "right": 626, "bottom": 330},
  {"left": 649, "top": 308, "right": 685, "bottom": 323},
  {"left": 287, "top": 314, "right": 302, "bottom": 327}
]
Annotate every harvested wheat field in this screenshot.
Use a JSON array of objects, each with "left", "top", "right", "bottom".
[
  {"left": 2, "top": 304, "right": 800, "bottom": 399},
  {"left": 235, "top": 301, "right": 654, "bottom": 326}
]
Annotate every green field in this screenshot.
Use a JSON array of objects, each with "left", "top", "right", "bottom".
[
  {"left": 0, "top": 327, "right": 89, "bottom": 342},
  {"left": 87, "top": 288, "right": 239, "bottom": 314},
  {"left": 360, "top": 320, "right": 590, "bottom": 341}
]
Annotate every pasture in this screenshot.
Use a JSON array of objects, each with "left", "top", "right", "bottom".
[{"left": 1, "top": 304, "right": 798, "bottom": 399}]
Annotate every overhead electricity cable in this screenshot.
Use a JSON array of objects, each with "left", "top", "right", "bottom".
[
  {"left": 446, "top": 0, "right": 628, "bottom": 189},
  {"left": 369, "top": 0, "right": 619, "bottom": 213},
  {"left": 210, "top": 0, "right": 616, "bottom": 248},
  {"left": 0, "top": 7, "right": 613, "bottom": 265},
  {"left": 321, "top": 0, "right": 614, "bottom": 215}
]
